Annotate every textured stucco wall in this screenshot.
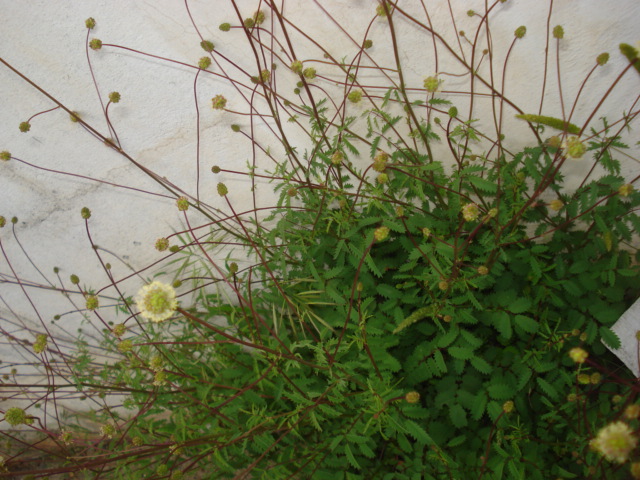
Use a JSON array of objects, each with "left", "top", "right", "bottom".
[{"left": 0, "top": 0, "right": 639, "bottom": 418}]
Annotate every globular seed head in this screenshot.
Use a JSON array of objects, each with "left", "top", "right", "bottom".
[
  {"left": 211, "top": 95, "right": 227, "bottom": 110},
  {"left": 363, "top": 39, "right": 373, "bottom": 49},
  {"left": 19, "top": 122, "right": 31, "bottom": 133},
  {"left": 70, "top": 274, "right": 80, "bottom": 285},
  {"left": 176, "top": 197, "right": 189, "bottom": 211},
  {"left": 374, "top": 226, "right": 390, "bottom": 242},
  {"left": 85, "top": 17, "right": 96, "bottom": 29},
  {"left": 80, "top": 207, "right": 91, "bottom": 219},
  {"left": 0, "top": 151, "right": 10, "bottom": 161},
  {"left": 217, "top": 182, "right": 228, "bottom": 196},
  {"left": 290, "top": 60, "right": 303, "bottom": 74},
  {"left": 86, "top": 295, "right": 99, "bottom": 311},
  {"left": 211, "top": 165, "right": 221, "bottom": 173},
  {"left": 231, "top": 124, "right": 240, "bottom": 132},
  {"left": 198, "top": 57, "right": 211, "bottom": 70},
  {"left": 108, "top": 91, "right": 121, "bottom": 103},
  {"left": 405, "top": 391, "right": 420, "bottom": 403},
  {"left": 303, "top": 67, "right": 316, "bottom": 79},
  {"left": 219, "top": 22, "right": 231, "bottom": 32},
  {"left": 89, "top": 38, "right": 102, "bottom": 50},
  {"left": 155, "top": 238, "right": 169, "bottom": 251}
]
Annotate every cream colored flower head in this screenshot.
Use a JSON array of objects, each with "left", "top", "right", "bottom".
[
  {"left": 136, "top": 281, "right": 178, "bottom": 323},
  {"left": 590, "top": 421, "right": 638, "bottom": 464}
]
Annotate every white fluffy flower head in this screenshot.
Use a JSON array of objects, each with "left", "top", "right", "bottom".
[{"left": 136, "top": 281, "right": 178, "bottom": 323}]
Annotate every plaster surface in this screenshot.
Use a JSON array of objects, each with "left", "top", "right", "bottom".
[{"left": 0, "top": 0, "right": 639, "bottom": 427}]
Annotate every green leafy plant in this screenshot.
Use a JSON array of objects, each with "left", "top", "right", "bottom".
[{"left": 1, "top": 1, "right": 640, "bottom": 479}]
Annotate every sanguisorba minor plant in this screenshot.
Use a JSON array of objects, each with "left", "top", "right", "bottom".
[{"left": 1, "top": 1, "right": 640, "bottom": 478}]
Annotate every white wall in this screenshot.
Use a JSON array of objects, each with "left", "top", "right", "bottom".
[{"left": 1, "top": 0, "right": 639, "bottom": 419}]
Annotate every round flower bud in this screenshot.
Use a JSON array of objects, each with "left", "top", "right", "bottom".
[
  {"left": 108, "top": 92, "right": 120, "bottom": 103},
  {"left": 477, "top": 265, "right": 489, "bottom": 275},
  {"left": 153, "top": 370, "right": 167, "bottom": 386},
  {"left": 169, "top": 245, "right": 180, "bottom": 253},
  {"left": 211, "top": 95, "right": 227, "bottom": 110},
  {"left": 395, "top": 206, "right": 404, "bottom": 217},
  {"left": 69, "top": 111, "right": 81, "bottom": 123},
  {"left": 546, "top": 136, "right": 562, "bottom": 148},
  {"left": 625, "top": 404, "right": 640, "bottom": 420},
  {"left": 198, "top": 57, "right": 211, "bottom": 70},
  {"left": 0, "top": 217, "right": 5, "bottom": 228},
  {"left": 549, "top": 199, "right": 564, "bottom": 211},
  {"left": 19, "top": 122, "right": 31, "bottom": 133},
  {"left": 619, "top": 184, "right": 634, "bottom": 197},
  {"left": 176, "top": 196, "right": 189, "bottom": 211},
  {"left": 11, "top": 216, "right": 17, "bottom": 224},
  {"left": 253, "top": 10, "right": 265, "bottom": 25},
  {"left": 136, "top": 281, "right": 178, "bottom": 323},
  {"left": 422, "top": 227, "right": 431, "bottom": 238},
  {"left": 85, "top": 17, "right": 96, "bottom": 29},
  {"left": 552, "top": 25, "right": 564, "bottom": 39},
  {"left": 217, "top": 182, "right": 228, "bottom": 196},
  {"left": 514, "top": 26, "right": 526, "bottom": 39},
  {"left": 155, "top": 238, "right": 169, "bottom": 252},
  {"left": 438, "top": 280, "right": 448, "bottom": 291},
  {"left": 117, "top": 339, "right": 133, "bottom": 353},
  {"left": 229, "top": 262, "right": 239, "bottom": 274},
  {"left": 244, "top": 17, "right": 255, "bottom": 29},
  {"left": 569, "top": 347, "right": 588, "bottom": 364},
  {"left": 33, "top": 334, "right": 48, "bottom": 354},
  {"left": 597, "top": 53, "right": 610, "bottom": 66},
  {"left": 172, "top": 279, "right": 182, "bottom": 288},
  {"left": 590, "top": 421, "right": 638, "bottom": 464},
  {"left": 461, "top": 203, "right": 480, "bottom": 221},
  {"left": 100, "top": 422, "right": 116, "bottom": 439},
  {"left": 363, "top": 39, "right": 373, "bottom": 49},
  {"left": 70, "top": 274, "right": 80, "bottom": 284},
  {"left": 443, "top": 315, "right": 452, "bottom": 323},
  {"left": 211, "top": 165, "right": 221, "bottom": 173},
  {"left": 231, "top": 124, "right": 240, "bottom": 132},
  {"left": 331, "top": 151, "right": 343, "bottom": 165},
  {"left": 219, "top": 22, "right": 231, "bottom": 32},
  {"left": 502, "top": 400, "right": 515, "bottom": 413},
  {"left": 376, "top": 173, "right": 388, "bottom": 184},
  {"left": 374, "top": 226, "right": 390, "bottom": 242},
  {"left": 467, "top": 10, "right": 475, "bottom": 16},
  {"left": 303, "top": 67, "right": 316, "bottom": 79},
  {"left": 423, "top": 76, "right": 442, "bottom": 93},
  {"left": 4, "top": 407, "right": 30, "bottom": 426},
  {"left": 86, "top": 295, "right": 99, "bottom": 310},
  {"left": 290, "top": 60, "right": 303, "bottom": 74},
  {"left": 287, "top": 187, "right": 297, "bottom": 197},
  {"left": 405, "top": 391, "right": 420, "bottom": 403},
  {"left": 200, "top": 40, "right": 215, "bottom": 52},
  {"left": 0, "top": 151, "right": 10, "bottom": 161},
  {"left": 577, "top": 373, "right": 590, "bottom": 384},
  {"left": 567, "top": 393, "right": 577, "bottom": 402},
  {"left": 89, "top": 38, "right": 102, "bottom": 50},
  {"left": 260, "top": 69, "right": 271, "bottom": 83},
  {"left": 590, "top": 372, "right": 601, "bottom": 384},
  {"left": 372, "top": 151, "right": 388, "bottom": 172},
  {"left": 112, "top": 323, "right": 126, "bottom": 337},
  {"left": 562, "top": 136, "right": 586, "bottom": 159},
  {"left": 81, "top": 207, "right": 91, "bottom": 219},
  {"left": 348, "top": 90, "right": 363, "bottom": 103}
]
